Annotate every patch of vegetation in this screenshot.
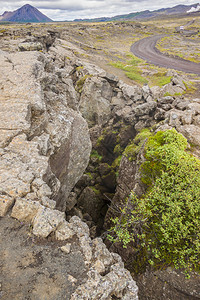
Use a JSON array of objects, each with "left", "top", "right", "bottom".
[
  {"left": 76, "top": 66, "right": 84, "bottom": 71},
  {"left": 114, "top": 144, "right": 123, "bottom": 156},
  {"left": 109, "top": 55, "right": 148, "bottom": 85},
  {"left": 150, "top": 72, "right": 172, "bottom": 87},
  {"left": 110, "top": 54, "right": 174, "bottom": 87},
  {"left": 109, "top": 129, "right": 200, "bottom": 275},
  {"left": 112, "top": 155, "right": 122, "bottom": 169},
  {"left": 156, "top": 35, "right": 200, "bottom": 63},
  {"left": 90, "top": 186, "right": 101, "bottom": 195},
  {"left": 90, "top": 150, "right": 102, "bottom": 161},
  {"left": 184, "top": 81, "right": 197, "bottom": 94},
  {"left": 96, "top": 129, "right": 109, "bottom": 147},
  {"left": 123, "top": 128, "right": 152, "bottom": 162},
  {"left": 85, "top": 172, "right": 93, "bottom": 179},
  {"left": 75, "top": 75, "right": 92, "bottom": 93}
]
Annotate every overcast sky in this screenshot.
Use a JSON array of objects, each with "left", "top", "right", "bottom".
[{"left": 0, "top": 0, "right": 199, "bottom": 21}]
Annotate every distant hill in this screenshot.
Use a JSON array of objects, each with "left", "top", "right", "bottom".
[
  {"left": 0, "top": 4, "right": 52, "bottom": 23},
  {"left": 74, "top": 3, "right": 200, "bottom": 22}
]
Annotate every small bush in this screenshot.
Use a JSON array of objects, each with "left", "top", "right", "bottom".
[{"left": 109, "top": 129, "right": 200, "bottom": 274}]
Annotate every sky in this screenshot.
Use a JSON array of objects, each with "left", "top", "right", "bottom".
[{"left": 0, "top": 0, "right": 199, "bottom": 21}]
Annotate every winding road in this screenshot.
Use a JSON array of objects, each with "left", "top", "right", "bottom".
[{"left": 130, "top": 34, "right": 200, "bottom": 76}]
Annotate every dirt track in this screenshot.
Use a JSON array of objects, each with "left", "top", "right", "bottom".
[{"left": 131, "top": 34, "right": 200, "bottom": 76}]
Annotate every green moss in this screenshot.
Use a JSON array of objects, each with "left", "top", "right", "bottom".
[
  {"left": 76, "top": 75, "right": 92, "bottom": 93},
  {"left": 96, "top": 129, "right": 108, "bottom": 146},
  {"left": 125, "top": 53, "right": 144, "bottom": 65},
  {"left": 140, "top": 128, "right": 188, "bottom": 186},
  {"left": 112, "top": 130, "right": 118, "bottom": 134},
  {"left": 123, "top": 128, "right": 152, "bottom": 162},
  {"left": 123, "top": 143, "right": 138, "bottom": 161},
  {"left": 76, "top": 66, "right": 84, "bottom": 71},
  {"left": 152, "top": 73, "right": 172, "bottom": 87},
  {"left": 90, "top": 150, "right": 102, "bottom": 161},
  {"left": 96, "top": 135, "right": 104, "bottom": 147},
  {"left": 114, "top": 144, "right": 123, "bottom": 155},
  {"left": 183, "top": 81, "right": 197, "bottom": 94},
  {"left": 163, "top": 92, "right": 172, "bottom": 97},
  {"left": 85, "top": 172, "right": 93, "bottom": 179},
  {"left": 109, "top": 58, "right": 148, "bottom": 85},
  {"left": 126, "top": 71, "right": 148, "bottom": 84},
  {"left": 112, "top": 155, "right": 122, "bottom": 169},
  {"left": 90, "top": 186, "right": 101, "bottom": 195}
]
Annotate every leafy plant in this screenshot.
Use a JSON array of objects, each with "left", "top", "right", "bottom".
[{"left": 109, "top": 129, "right": 200, "bottom": 274}]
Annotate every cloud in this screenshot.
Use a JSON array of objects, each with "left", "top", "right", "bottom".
[
  {"left": 0, "top": 0, "right": 198, "bottom": 21},
  {"left": 187, "top": 4, "right": 200, "bottom": 13}
]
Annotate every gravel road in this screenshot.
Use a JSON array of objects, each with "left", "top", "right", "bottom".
[{"left": 131, "top": 34, "right": 200, "bottom": 76}]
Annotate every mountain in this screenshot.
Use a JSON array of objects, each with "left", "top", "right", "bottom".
[
  {"left": 0, "top": 4, "right": 52, "bottom": 23},
  {"left": 74, "top": 3, "right": 200, "bottom": 22}
]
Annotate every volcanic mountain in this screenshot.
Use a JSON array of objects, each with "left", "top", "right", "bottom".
[{"left": 0, "top": 4, "right": 52, "bottom": 23}]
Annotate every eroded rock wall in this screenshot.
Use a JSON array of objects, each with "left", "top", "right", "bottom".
[
  {"left": 0, "top": 49, "right": 91, "bottom": 216},
  {"left": 0, "top": 42, "right": 138, "bottom": 299}
]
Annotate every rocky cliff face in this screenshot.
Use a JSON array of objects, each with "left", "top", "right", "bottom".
[
  {"left": 0, "top": 36, "right": 138, "bottom": 299},
  {"left": 0, "top": 49, "right": 91, "bottom": 216}
]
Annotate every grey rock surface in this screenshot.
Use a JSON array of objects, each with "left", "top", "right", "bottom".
[
  {"left": 79, "top": 76, "right": 112, "bottom": 127},
  {"left": 0, "top": 39, "right": 138, "bottom": 300},
  {"left": 0, "top": 50, "right": 91, "bottom": 214},
  {"left": 138, "top": 268, "right": 200, "bottom": 300},
  {"left": 0, "top": 216, "right": 88, "bottom": 300},
  {"left": 18, "top": 41, "right": 43, "bottom": 51}
]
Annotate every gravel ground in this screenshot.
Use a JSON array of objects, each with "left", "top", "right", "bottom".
[{"left": 131, "top": 34, "right": 200, "bottom": 75}]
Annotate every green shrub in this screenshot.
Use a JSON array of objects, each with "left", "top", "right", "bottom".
[
  {"left": 123, "top": 128, "right": 152, "bottom": 161},
  {"left": 109, "top": 129, "right": 200, "bottom": 274}
]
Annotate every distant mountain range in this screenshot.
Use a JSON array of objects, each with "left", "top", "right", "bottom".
[
  {"left": 74, "top": 3, "right": 200, "bottom": 22},
  {"left": 0, "top": 4, "right": 52, "bottom": 23},
  {"left": 0, "top": 3, "right": 200, "bottom": 24}
]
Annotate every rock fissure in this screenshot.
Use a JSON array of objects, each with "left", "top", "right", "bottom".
[
  {"left": 0, "top": 38, "right": 139, "bottom": 299},
  {"left": 1, "top": 24, "right": 200, "bottom": 299}
]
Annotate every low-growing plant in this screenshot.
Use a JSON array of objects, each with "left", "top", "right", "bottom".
[
  {"left": 109, "top": 129, "right": 200, "bottom": 275},
  {"left": 109, "top": 56, "right": 148, "bottom": 85},
  {"left": 123, "top": 128, "right": 152, "bottom": 161},
  {"left": 151, "top": 72, "right": 172, "bottom": 87},
  {"left": 90, "top": 149, "right": 102, "bottom": 161}
]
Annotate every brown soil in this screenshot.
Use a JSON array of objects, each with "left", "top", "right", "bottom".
[{"left": 0, "top": 216, "right": 88, "bottom": 300}]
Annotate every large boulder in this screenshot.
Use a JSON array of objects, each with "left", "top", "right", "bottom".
[
  {"left": 79, "top": 76, "right": 113, "bottom": 127},
  {"left": 18, "top": 41, "right": 43, "bottom": 51}
]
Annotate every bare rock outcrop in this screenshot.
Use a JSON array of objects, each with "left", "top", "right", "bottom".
[
  {"left": 0, "top": 50, "right": 91, "bottom": 214},
  {"left": 0, "top": 43, "right": 138, "bottom": 299}
]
